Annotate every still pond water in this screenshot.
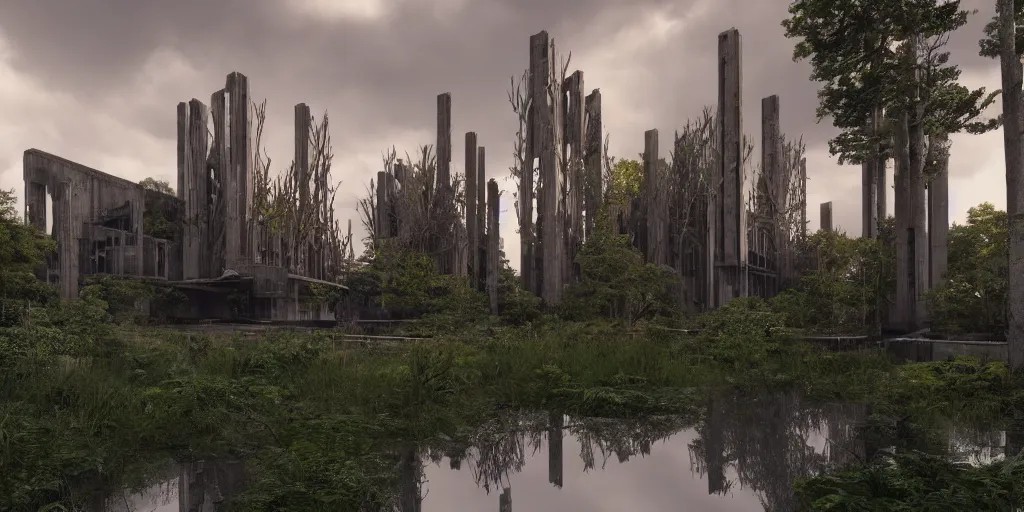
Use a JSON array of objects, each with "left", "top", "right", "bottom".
[{"left": 104, "top": 393, "right": 1007, "bottom": 511}]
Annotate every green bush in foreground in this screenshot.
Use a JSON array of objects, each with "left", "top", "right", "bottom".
[
  {"left": 795, "top": 451, "right": 1024, "bottom": 511},
  {"left": 2, "top": 312, "right": 1020, "bottom": 511}
]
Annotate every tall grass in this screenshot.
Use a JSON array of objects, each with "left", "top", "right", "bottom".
[{"left": 0, "top": 317, "right": 1017, "bottom": 510}]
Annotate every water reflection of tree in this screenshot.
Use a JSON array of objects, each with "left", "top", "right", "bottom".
[
  {"left": 421, "top": 411, "right": 695, "bottom": 494},
  {"left": 571, "top": 415, "right": 696, "bottom": 472},
  {"left": 423, "top": 412, "right": 548, "bottom": 494},
  {"left": 687, "top": 393, "right": 868, "bottom": 512}
]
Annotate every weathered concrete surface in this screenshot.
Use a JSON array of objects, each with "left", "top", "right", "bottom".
[
  {"left": 477, "top": 145, "right": 487, "bottom": 291},
  {"left": 760, "top": 95, "right": 782, "bottom": 217},
  {"left": 820, "top": 201, "right": 833, "bottom": 232},
  {"left": 24, "top": 149, "right": 148, "bottom": 299},
  {"left": 713, "top": 28, "right": 746, "bottom": 307},
  {"left": 487, "top": 179, "right": 500, "bottom": 314},
  {"left": 177, "top": 99, "right": 210, "bottom": 279},
  {"left": 862, "top": 159, "right": 878, "bottom": 238},
  {"left": 564, "top": 70, "right": 586, "bottom": 282},
  {"left": 436, "top": 93, "right": 454, "bottom": 275},
  {"left": 584, "top": 89, "right": 602, "bottom": 239},
  {"left": 643, "top": 129, "right": 665, "bottom": 265},
  {"left": 883, "top": 338, "right": 1008, "bottom": 363},
  {"left": 928, "top": 133, "right": 950, "bottom": 288},
  {"left": 465, "top": 131, "right": 479, "bottom": 284}
]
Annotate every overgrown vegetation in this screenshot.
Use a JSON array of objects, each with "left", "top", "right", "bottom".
[
  {"left": 2, "top": 1, "right": 1021, "bottom": 506},
  {"left": 1, "top": 185, "right": 1021, "bottom": 511}
]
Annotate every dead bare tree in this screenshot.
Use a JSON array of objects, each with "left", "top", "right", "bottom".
[
  {"left": 249, "top": 102, "right": 352, "bottom": 281},
  {"left": 507, "top": 69, "right": 534, "bottom": 228},
  {"left": 358, "top": 145, "right": 465, "bottom": 264},
  {"left": 664, "top": 107, "right": 719, "bottom": 308}
]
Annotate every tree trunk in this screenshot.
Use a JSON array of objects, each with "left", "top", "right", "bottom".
[
  {"left": 894, "top": 115, "right": 912, "bottom": 331},
  {"left": 908, "top": 104, "right": 929, "bottom": 330},
  {"left": 998, "top": 0, "right": 1024, "bottom": 371}
]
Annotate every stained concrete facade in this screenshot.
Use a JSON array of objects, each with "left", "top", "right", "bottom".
[
  {"left": 23, "top": 149, "right": 175, "bottom": 300},
  {"left": 25, "top": 71, "right": 346, "bottom": 323}
]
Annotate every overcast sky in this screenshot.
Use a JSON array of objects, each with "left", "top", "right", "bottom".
[{"left": 0, "top": 0, "right": 1008, "bottom": 271}]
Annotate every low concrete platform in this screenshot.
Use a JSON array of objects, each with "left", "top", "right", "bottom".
[{"left": 882, "top": 337, "right": 1007, "bottom": 364}]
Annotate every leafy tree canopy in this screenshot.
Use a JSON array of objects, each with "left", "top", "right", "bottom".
[
  {"left": 139, "top": 177, "right": 174, "bottom": 195},
  {"left": 978, "top": 2, "right": 1024, "bottom": 58},
  {"left": 605, "top": 159, "right": 642, "bottom": 208},
  {"left": 782, "top": 0, "right": 998, "bottom": 164}
]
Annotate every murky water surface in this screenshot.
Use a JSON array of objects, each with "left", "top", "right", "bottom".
[{"left": 106, "top": 394, "right": 1007, "bottom": 511}]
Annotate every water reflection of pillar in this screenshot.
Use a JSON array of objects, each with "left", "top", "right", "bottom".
[
  {"left": 178, "top": 461, "right": 246, "bottom": 512},
  {"left": 761, "top": 393, "right": 796, "bottom": 512},
  {"left": 548, "top": 412, "right": 564, "bottom": 488},
  {"left": 862, "top": 403, "right": 881, "bottom": 463},
  {"left": 824, "top": 403, "right": 867, "bottom": 469},
  {"left": 705, "top": 398, "right": 726, "bottom": 495},
  {"left": 1006, "top": 417, "right": 1024, "bottom": 458},
  {"left": 499, "top": 486, "right": 512, "bottom": 511},
  {"left": 398, "top": 447, "right": 424, "bottom": 512}
]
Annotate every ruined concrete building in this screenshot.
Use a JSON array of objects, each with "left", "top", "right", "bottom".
[{"left": 24, "top": 71, "right": 349, "bottom": 322}]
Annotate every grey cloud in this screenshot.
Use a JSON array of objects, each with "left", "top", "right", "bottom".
[{"left": 0, "top": 0, "right": 1005, "bottom": 257}]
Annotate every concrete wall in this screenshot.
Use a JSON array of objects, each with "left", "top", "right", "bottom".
[
  {"left": 24, "top": 149, "right": 147, "bottom": 299},
  {"left": 883, "top": 339, "right": 1008, "bottom": 363}
]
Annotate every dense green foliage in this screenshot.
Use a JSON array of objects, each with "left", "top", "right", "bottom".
[
  {"left": 0, "top": 190, "right": 57, "bottom": 328},
  {"left": 795, "top": 451, "right": 1024, "bottom": 510},
  {"left": 772, "top": 220, "right": 895, "bottom": 334},
  {"left": 927, "top": 203, "right": 1009, "bottom": 336},
  {"left": 6, "top": 300, "right": 1019, "bottom": 510},
  {"left": 138, "top": 178, "right": 178, "bottom": 240},
  {"left": 3, "top": 168, "right": 1021, "bottom": 509},
  {"left": 783, "top": 0, "right": 998, "bottom": 163}
]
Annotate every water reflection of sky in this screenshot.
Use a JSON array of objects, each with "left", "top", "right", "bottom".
[
  {"left": 103, "top": 481, "right": 177, "bottom": 512},
  {"left": 103, "top": 405, "right": 1009, "bottom": 511},
  {"left": 423, "top": 429, "right": 765, "bottom": 512}
]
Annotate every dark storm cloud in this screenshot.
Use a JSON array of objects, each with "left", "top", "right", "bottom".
[
  {"left": 0, "top": 0, "right": 1004, "bottom": 247},
  {"left": 0, "top": 0, "right": 827, "bottom": 157}
]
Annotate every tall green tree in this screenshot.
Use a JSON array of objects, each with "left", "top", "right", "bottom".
[
  {"left": 980, "top": 0, "right": 1024, "bottom": 369},
  {"left": 782, "top": 0, "right": 998, "bottom": 331}
]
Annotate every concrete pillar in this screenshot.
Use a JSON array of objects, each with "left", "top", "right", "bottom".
[
  {"left": 178, "top": 99, "right": 209, "bottom": 280},
  {"left": 715, "top": 28, "right": 746, "bottom": 306},
  {"left": 820, "top": 201, "right": 833, "bottom": 232},
  {"left": 862, "top": 159, "right": 878, "bottom": 238},
  {"left": 477, "top": 146, "right": 487, "bottom": 291},
  {"left": 499, "top": 488, "right": 511, "bottom": 512},
  {"left": 564, "top": 71, "right": 586, "bottom": 282},
  {"left": 465, "top": 132, "right": 479, "bottom": 284},
  {"left": 376, "top": 171, "right": 389, "bottom": 239},
  {"left": 643, "top": 129, "right": 664, "bottom": 264},
  {"left": 584, "top": 89, "right": 603, "bottom": 239},
  {"left": 436, "top": 93, "right": 453, "bottom": 275},
  {"left": 295, "top": 103, "right": 311, "bottom": 218},
  {"left": 928, "top": 133, "right": 949, "bottom": 288},
  {"left": 436, "top": 94, "right": 452, "bottom": 187},
  {"left": 221, "top": 72, "right": 252, "bottom": 269},
  {"left": 548, "top": 412, "right": 563, "bottom": 488},
  {"left": 536, "top": 32, "right": 564, "bottom": 305},
  {"left": 487, "top": 179, "right": 500, "bottom": 313},
  {"left": 761, "top": 95, "right": 781, "bottom": 217},
  {"left": 523, "top": 32, "right": 547, "bottom": 295},
  {"left": 54, "top": 181, "right": 76, "bottom": 299},
  {"left": 25, "top": 181, "right": 46, "bottom": 232},
  {"left": 799, "top": 157, "right": 807, "bottom": 239},
  {"left": 210, "top": 90, "right": 228, "bottom": 274}
]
